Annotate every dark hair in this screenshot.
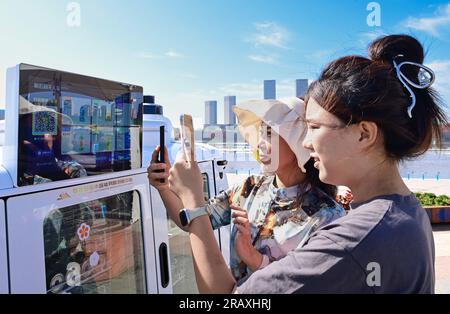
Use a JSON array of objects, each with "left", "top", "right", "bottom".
[
  {"left": 305, "top": 34, "right": 448, "bottom": 160},
  {"left": 302, "top": 158, "right": 337, "bottom": 199}
]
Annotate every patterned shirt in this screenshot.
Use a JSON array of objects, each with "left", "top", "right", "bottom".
[{"left": 207, "top": 175, "right": 346, "bottom": 281}]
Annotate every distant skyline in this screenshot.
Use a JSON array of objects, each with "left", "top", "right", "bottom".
[
  {"left": 1, "top": 0, "right": 449, "bottom": 127},
  {"left": 204, "top": 100, "right": 218, "bottom": 125},
  {"left": 264, "top": 80, "right": 277, "bottom": 100}
]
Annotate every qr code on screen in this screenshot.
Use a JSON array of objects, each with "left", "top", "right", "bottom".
[{"left": 32, "top": 111, "right": 58, "bottom": 135}]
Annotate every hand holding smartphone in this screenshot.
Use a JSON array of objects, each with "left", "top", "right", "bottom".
[{"left": 180, "top": 114, "right": 196, "bottom": 162}]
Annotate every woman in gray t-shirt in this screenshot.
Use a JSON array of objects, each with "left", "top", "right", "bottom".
[{"left": 168, "top": 34, "right": 447, "bottom": 294}]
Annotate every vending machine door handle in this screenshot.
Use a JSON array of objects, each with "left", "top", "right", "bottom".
[{"left": 158, "top": 242, "right": 170, "bottom": 288}]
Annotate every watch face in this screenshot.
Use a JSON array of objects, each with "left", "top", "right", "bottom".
[{"left": 179, "top": 210, "right": 189, "bottom": 226}]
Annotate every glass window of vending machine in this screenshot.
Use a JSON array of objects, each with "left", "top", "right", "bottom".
[{"left": 43, "top": 191, "right": 146, "bottom": 294}]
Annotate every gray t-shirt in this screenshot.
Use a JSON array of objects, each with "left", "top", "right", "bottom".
[{"left": 236, "top": 193, "right": 435, "bottom": 294}]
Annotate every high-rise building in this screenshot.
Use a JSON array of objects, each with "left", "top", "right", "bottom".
[
  {"left": 224, "top": 96, "right": 236, "bottom": 125},
  {"left": 264, "top": 80, "right": 276, "bottom": 100},
  {"left": 296, "top": 79, "right": 309, "bottom": 98},
  {"left": 204, "top": 100, "right": 217, "bottom": 125}
]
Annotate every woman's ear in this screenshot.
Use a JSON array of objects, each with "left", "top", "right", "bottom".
[{"left": 357, "top": 121, "right": 379, "bottom": 148}]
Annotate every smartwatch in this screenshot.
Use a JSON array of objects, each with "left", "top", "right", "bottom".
[{"left": 179, "top": 206, "right": 209, "bottom": 227}]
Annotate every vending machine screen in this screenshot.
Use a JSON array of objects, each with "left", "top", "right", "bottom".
[{"left": 17, "top": 64, "right": 143, "bottom": 186}]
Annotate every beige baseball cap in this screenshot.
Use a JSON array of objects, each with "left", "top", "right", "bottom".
[{"left": 232, "top": 97, "right": 310, "bottom": 173}]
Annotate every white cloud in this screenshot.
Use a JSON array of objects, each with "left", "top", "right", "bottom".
[
  {"left": 427, "top": 60, "right": 450, "bottom": 90},
  {"left": 360, "top": 29, "right": 388, "bottom": 42},
  {"left": 427, "top": 60, "right": 450, "bottom": 112},
  {"left": 352, "top": 29, "right": 388, "bottom": 51},
  {"left": 247, "top": 22, "right": 290, "bottom": 49},
  {"left": 248, "top": 54, "right": 277, "bottom": 64},
  {"left": 427, "top": 60, "right": 450, "bottom": 75},
  {"left": 138, "top": 50, "right": 185, "bottom": 59},
  {"left": 403, "top": 3, "right": 450, "bottom": 37},
  {"left": 277, "top": 79, "right": 297, "bottom": 96},
  {"left": 165, "top": 50, "right": 185, "bottom": 58},
  {"left": 307, "top": 49, "right": 336, "bottom": 64},
  {"left": 137, "top": 52, "right": 161, "bottom": 59},
  {"left": 219, "top": 82, "right": 262, "bottom": 99}
]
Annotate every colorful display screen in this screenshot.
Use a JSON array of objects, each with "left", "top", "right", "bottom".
[{"left": 17, "top": 64, "right": 143, "bottom": 186}]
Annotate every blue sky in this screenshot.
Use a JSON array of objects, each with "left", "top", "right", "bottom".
[{"left": 0, "top": 0, "right": 449, "bottom": 126}]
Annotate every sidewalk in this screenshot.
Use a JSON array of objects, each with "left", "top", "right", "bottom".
[
  {"left": 404, "top": 178, "right": 450, "bottom": 195},
  {"left": 433, "top": 224, "right": 450, "bottom": 294}
]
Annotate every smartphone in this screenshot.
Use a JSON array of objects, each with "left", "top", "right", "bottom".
[
  {"left": 180, "top": 114, "right": 195, "bottom": 162},
  {"left": 156, "top": 125, "right": 165, "bottom": 183},
  {"left": 159, "top": 125, "right": 165, "bottom": 164}
]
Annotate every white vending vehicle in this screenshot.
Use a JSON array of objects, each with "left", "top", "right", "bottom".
[{"left": 0, "top": 64, "right": 229, "bottom": 294}]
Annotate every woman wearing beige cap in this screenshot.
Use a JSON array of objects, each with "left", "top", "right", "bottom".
[{"left": 148, "top": 97, "right": 345, "bottom": 283}]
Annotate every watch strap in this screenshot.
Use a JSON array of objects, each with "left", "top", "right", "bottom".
[{"left": 187, "top": 206, "right": 209, "bottom": 222}]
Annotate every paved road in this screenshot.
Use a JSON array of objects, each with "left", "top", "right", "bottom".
[{"left": 433, "top": 224, "right": 450, "bottom": 294}]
